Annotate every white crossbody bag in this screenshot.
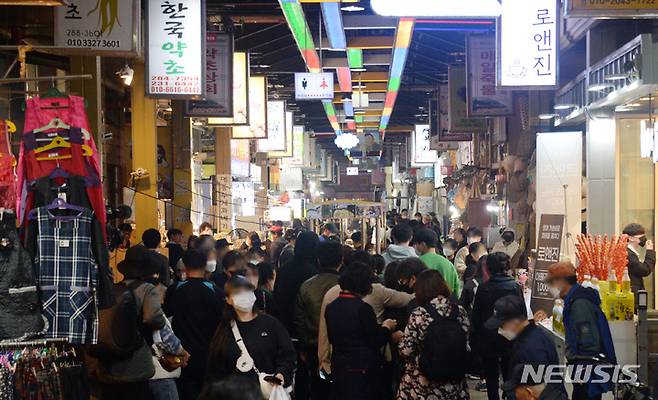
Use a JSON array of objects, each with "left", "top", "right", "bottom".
[{"left": 232, "top": 321, "right": 291, "bottom": 400}]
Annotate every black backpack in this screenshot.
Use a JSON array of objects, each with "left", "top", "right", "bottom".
[
  {"left": 419, "top": 303, "right": 470, "bottom": 382},
  {"left": 88, "top": 281, "right": 145, "bottom": 361}
]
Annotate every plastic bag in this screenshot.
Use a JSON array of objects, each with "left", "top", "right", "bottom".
[{"left": 269, "top": 385, "right": 291, "bottom": 400}]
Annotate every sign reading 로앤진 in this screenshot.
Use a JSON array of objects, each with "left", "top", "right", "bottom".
[
  {"left": 530, "top": 214, "right": 565, "bottom": 316},
  {"left": 499, "top": 0, "right": 558, "bottom": 88},
  {"left": 295, "top": 73, "right": 334, "bottom": 100},
  {"left": 186, "top": 33, "right": 233, "bottom": 117},
  {"left": 55, "top": 0, "right": 139, "bottom": 55},
  {"left": 467, "top": 34, "right": 514, "bottom": 116},
  {"left": 147, "top": 0, "right": 205, "bottom": 98}
]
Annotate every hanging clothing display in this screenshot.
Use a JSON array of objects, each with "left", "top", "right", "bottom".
[
  {"left": 0, "top": 341, "right": 89, "bottom": 400},
  {"left": 0, "top": 211, "right": 44, "bottom": 340},
  {"left": 27, "top": 207, "right": 100, "bottom": 344},
  {"left": 16, "top": 96, "right": 106, "bottom": 241},
  {"left": 0, "top": 120, "right": 16, "bottom": 210}
]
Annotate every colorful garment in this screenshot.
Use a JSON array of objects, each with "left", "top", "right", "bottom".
[
  {"left": 33, "top": 207, "right": 98, "bottom": 344},
  {"left": 397, "top": 296, "right": 471, "bottom": 400},
  {"left": 0, "top": 120, "right": 16, "bottom": 210}
]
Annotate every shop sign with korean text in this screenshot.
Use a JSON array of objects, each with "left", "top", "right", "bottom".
[
  {"left": 565, "top": 0, "right": 658, "bottom": 17},
  {"left": 269, "top": 112, "right": 294, "bottom": 158},
  {"left": 186, "top": 33, "right": 233, "bottom": 117},
  {"left": 54, "top": 0, "right": 140, "bottom": 55},
  {"left": 467, "top": 34, "right": 514, "bottom": 116},
  {"left": 412, "top": 124, "right": 439, "bottom": 165},
  {"left": 530, "top": 214, "right": 565, "bottom": 316},
  {"left": 258, "top": 101, "right": 286, "bottom": 152},
  {"left": 295, "top": 73, "right": 334, "bottom": 100},
  {"left": 282, "top": 126, "right": 305, "bottom": 166},
  {"left": 233, "top": 76, "right": 268, "bottom": 139},
  {"left": 448, "top": 66, "right": 487, "bottom": 133},
  {"left": 147, "top": 0, "right": 205, "bottom": 98},
  {"left": 207, "top": 52, "right": 250, "bottom": 126},
  {"left": 498, "top": 0, "right": 558, "bottom": 89}
]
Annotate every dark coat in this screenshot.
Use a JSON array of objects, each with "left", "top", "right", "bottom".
[
  {"left": 627, "top": 248, "right": 656, "bottom": 293},
  {"left": 273, "top": 259, "right": 318, "bottom": 335}
]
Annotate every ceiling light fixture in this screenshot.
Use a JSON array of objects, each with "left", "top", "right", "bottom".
[
  {"left": 554, "top": 104, "right": 577, "bottom": 110},
  {"left": 538, "top": 113, "right": 558, "bottom": 120},
  {"left": 588, "top": 83, "right": 615, "bottom": 92},
  {"left": 341, "top": 5, "right": 365, "bottom": 12}
]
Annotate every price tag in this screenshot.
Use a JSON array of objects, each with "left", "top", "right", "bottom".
[{"left": 59, "top": 240, "right": 70, "bottom": 248}]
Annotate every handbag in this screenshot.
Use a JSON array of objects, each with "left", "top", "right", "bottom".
[{"left": 231, "top": 321, "right": 291, "bottom": 400}]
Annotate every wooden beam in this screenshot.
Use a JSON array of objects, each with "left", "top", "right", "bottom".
[{"left": 348, "top": 36, "right": 394, "bottom": 49}]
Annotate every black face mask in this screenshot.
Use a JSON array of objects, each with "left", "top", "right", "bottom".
[
  {"left": 398, "top": 282, "right": 414, "bottom": 294},
  {"left": 639, "top": 237, "right": 648, "bottom": 247},
  {"left": 502, "top": 233, "right": 515, "bottom": 243},
  {"left": 144, "top": 277, "right": 160, "bottom": 286}
]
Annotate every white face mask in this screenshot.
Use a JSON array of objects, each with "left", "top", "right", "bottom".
[
  {"left": 232, "top": 291, "right": 257, "bottom": 312},
  {"left": 205, "top": 260, "right": 217, "bottom": 273},
  {"left": 549, "top": 286, "right": 562, "bottom": 299},
  {"left": 498, "top": 327, "right": 517, "bottom": 341},
  {"left": 443, "top": 247, "right": 455, "bottom": 257}
]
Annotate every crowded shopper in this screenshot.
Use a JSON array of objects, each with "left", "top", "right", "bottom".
[
  {"left": 164, "top": 250, "right": 226, "bottom": 400},
  {"left": 396, "top": 257, "right": 428, "bottom": 295},
  {"left": 547, "top": 261, "right": 616, "bottom": 400},
  {"left": 195, "top": 234, "right": 219, "bottom": 280},
  {"left": 442, "top": 238, "right": 458, "bottom": 263},
  {"left": 199, "top": 222, "right": 214, "bottom": 236},
  {"left": 294, "top": 241, "right": 343, "bottom": 399},
  {"left": 453, "top": 228, "right": 468, "bottom": 251},
  {"left": 414, "top": 228, "right": 460, "bottom": 296},
  {"left": 166, "top": 228, "right": 185, "bottom": 274},
  {"left": 212, "top": 250, "right": 247, "bottom": 289},
  {"left": 414, "top": 212, "right": 423, "bottom": 222},
  {"left": 143, "top": 228, "right": 172, "bottom": 286},
  {"left": 215, "top": 238, "right": 232, "bottom": 268},
  {"left": 325, "top": 262, "right": 399, "bottom": 399},
  {"left": 471, "top": 252, "right": 523, "bottom": 400},
  {"left": 382, "top": 223, "right": 418, "bottom": 266},
  {"left": 398, "top": 269, "right": 470, "bottom": 400},
  {"left": 492, "top": 227, "right": 520, "bottom": 259},
  {"left": 320, "top": 223, "right": 339, "bottom": 242},
  {"left": 484, "top": 295, "right": 567, "bottom": 400},
  {"left": 95, "top": 245, "right": 167, "bottom": 399},
  {"left": 460, "top": 244, "right": 490, "bottom": 314},
  {"left": 254, "top": 261, "right": 279, "bottom": 316},
  {"left": 463, "top": 241, "right": 488, "bottom": 282},
  {"left": 269, "top": 226, "right": 287, "bottom": 267},
  {"left": 206, "top": 275, "right": 296, "bottom": 394},
  {"left": 623, "top": 223, "right": 656, "bottom": 300},
  {"left": 278, "top": 228, "right": 298, "bottom": 269},
  {"left": 454, "top": 227, "right": 483, "bottom": 278}
]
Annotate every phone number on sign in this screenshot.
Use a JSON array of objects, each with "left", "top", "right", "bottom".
[{"left": 66, "top": 39, "right": 121, "bottom": 48}]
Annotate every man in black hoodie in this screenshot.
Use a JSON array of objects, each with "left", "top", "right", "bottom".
[{"left": 623, "top": 223, "right": 656, "bottom": 304}]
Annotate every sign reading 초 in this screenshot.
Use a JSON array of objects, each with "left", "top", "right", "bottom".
[
  {"left": 467, "top": 34, "right": 514, "bottom": 116},
  {"left": 295, "top": 73, "right": 334, "bottom": 100},
  {"left": 147, "top": 0, "right": 205, "bottom": 97},
  {"left": 530, "top": 214, "right": 565, "bottom": 316},
  {"left": 499, "top": 0, "right": 558, "bottom": 88},
  {"left": 186, "top": 33, "right": 233, "bottom": 117},
  {"left": 55, "top": 0, "right": 139, "bottom": 55}
]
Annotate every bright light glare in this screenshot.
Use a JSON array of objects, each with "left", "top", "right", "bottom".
[
  {"left": 588, "top": 83, "right": 614, "bottom": 92},
  {"left": 538, "top": 114, "right": 557, "bottom": 120},
  {"left": 486, "top": 204, "right": 500, "bottom": 213},
  {"left": 554, "top": 104, "right": 576, "bottom": 111},
  {"left": 371, "top": 0, "right": 502, "bottom": 17}
]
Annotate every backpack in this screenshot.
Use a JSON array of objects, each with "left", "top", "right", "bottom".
[
  {"left": 419, "top": 302, "right": 470, "bottom": 382},
  {"left": 88, "top": 281, "right": 145, "bottom": 361}
]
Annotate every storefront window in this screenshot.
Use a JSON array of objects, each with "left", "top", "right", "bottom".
[{"left": 618, "top": 118, "right": 656, "bottom": 307}]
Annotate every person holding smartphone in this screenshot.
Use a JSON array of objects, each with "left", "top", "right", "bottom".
[{"left": 206, "top": 275, "right": 296, "bottom": 393}]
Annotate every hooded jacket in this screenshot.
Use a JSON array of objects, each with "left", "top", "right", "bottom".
[
  {"left": 563, "top": 284, "right": 616, "bottom": 398},
  {"left": 381, "top": 244, "right": 418, "bottom": 265}
]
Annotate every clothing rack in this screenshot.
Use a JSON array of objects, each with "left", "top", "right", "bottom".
[{"left": 0, "top": 337, "right": 68, "bottom": 348}]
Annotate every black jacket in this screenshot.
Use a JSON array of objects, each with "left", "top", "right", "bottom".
[
  {"left": 293, "top": 270, "right": 340, "bottom": 350},
  {"left": 627, "top": 248, "right": 656, "bottom": 293},
  {"left": 274, "top": 259, "right": 318, "bottom": 335},
  {"left": 166, "top": 242, "right": 184, "bottom": 271},
  {"left": 471, "top": 274, "right": 523, "bottom": 352}
]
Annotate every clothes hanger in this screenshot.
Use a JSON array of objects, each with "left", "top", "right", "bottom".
[
  {"left": 32, "top": 118, "right": 91, "bottom": 141},
  {"left": 33, "top": 136, "right": 70, "bottom": 154},
  {"left": 28, "top": 197, "right": 85, "bottom": 220}
]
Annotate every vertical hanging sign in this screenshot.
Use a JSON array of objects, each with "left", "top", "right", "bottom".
[
  {"left": 147, "top": 0, "right": 205, "bottom": 98},
  {"left": 186, "top": 33, "right": 233, "bottom": 116},
  {"left": 498, "top": 0, "right": 558, "bottom": 88},
  {"left": 467, "top": 34, "right": 514, "bottom": 116}
]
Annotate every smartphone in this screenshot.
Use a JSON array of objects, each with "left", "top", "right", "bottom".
[{"left": 264, "top": 375, "right": 283, "bottom": 385}]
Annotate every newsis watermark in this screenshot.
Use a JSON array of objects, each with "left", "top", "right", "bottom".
[{"left": 521, "top": 364, "right": 639, "bottom": 385}]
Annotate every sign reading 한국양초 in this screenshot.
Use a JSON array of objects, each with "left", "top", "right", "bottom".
[
  {"left": 186, "top": 33, "right": 233, "bottom": 117},
  {"left": 499, "top": 0, "right": 558, "bottom": 88},
  {"left": 55, "top": 0, "right": 139, "bottom": 55},
  {"left": 295, "top": 73, "right": 334, "bottom": 100},
  {"left": 467, "top": 34, "right": 514, "bottom": 116},
  {"left": 530, "top": 214, "right": 565, "bottom": 316},
  {"left": 147, "top": 0, "right": 205, "bottom": 97}
]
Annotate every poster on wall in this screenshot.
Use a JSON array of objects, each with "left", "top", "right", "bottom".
[
  {"left": 467, "top": 34, "right": 514, "bottom": 116},
  {"left": 233, "top": 76, "right": 267, "bottom": 138},
  {"left": 269, "top": 112, "right": 294, "bottom": 158},
  {"left": 295, "top": 72, "right": 334, "bottom": 100},
  {"left": 207, "top": 52, "right": 249, "bottom": 125},
  {"left": 55, "top": 0, "right": 140, "bottom": 55},
  {"left": 230, "top": 139, "right": 250, "bottom": 178},
  {"left": 530, "top": 214, "right": 564, "bottom": 315},
  {"left": 536, "top": 131, "right": 582, "bottom": 262},
  {"left": 358, "top": 131, "right": 383, "bottom": 154},
  {"left": 258, "top": 101, "right": 286, "bottom": 152},
  {"left": 499, "top": 0, "right": 558, "bottom": 88},
  {"left": 147, "top": 0, "right": 205, "bottom": 97},
  {"left": 185, "top": 33, "right": 233, "bottom": 117},
  {"left": 413, "top": 124, "right": 438, "bottom": 165},
  {"left": 448, "top": 66, "right": 487, "bottom": 133}
]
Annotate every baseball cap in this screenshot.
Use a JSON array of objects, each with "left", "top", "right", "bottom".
[
  {"left": 485, "top": 295, "right": 527, "bottom": 330},
  {"left": 546, "top": 261, "right": 577, "bottom": 283}
]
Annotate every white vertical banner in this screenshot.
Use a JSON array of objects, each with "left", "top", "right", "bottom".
[
  {"left": 147, "top": 0, "right": 204, "bottom": 97},
  {"left": 499, "top": 0, "right": 558, "bottom": 88},
  {"left": 536, "top": 131, "right": 582, "bottom": 262}
]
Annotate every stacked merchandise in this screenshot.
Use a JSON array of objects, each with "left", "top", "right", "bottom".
[{"left": 575, "top": 234, "right": 634, "bottom": 320}]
